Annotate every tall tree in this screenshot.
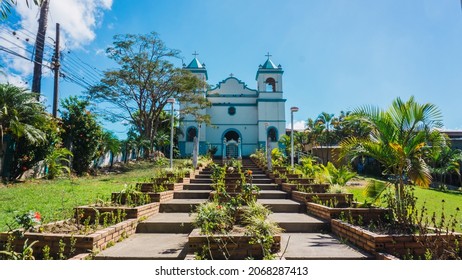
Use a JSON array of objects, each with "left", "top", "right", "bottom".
[
  {"left": 316, "top": 112, "right": 338, "bottom": 163},
  {"left": 60, "top": 96, "right": 103, "bottom": 175},
  {"left": 88, "top": 32, "right": 208, "bottom": 158}
]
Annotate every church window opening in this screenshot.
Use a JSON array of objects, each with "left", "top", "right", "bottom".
[
  {"left": 265, "top": 77, "right": 276, "bottom": 92},
  {"left": 186, "top": 127, "right": 197, "bottom": 142},
  {"left": 267, "top": 127, "right": 277, "bottom": 142},
  {"left": 228, "top": 106, "right": 236, "bottom": 116}
]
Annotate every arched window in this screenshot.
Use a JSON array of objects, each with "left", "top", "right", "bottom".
[
  {"left": 267, "top": 127, "right": 277, "bottom": 142},
  {"left": 265, "top": 77, "right": 276, "bottom": 92},
  {"left": 224, "top": 130, "right": 240, "bottom": 141},
  {"left": 186, "top": 127, "right": 197, "bottom": 142}
]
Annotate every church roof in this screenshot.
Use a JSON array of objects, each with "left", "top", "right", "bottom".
[
  {"left": 184, "top": 56, "right": 208, "bottom": 79},
  {"left": 186, "top": 57, "right": 205, "bottom": 69},
  {"left": 261, "top": 58, "right": 277, "bottom": 69}
]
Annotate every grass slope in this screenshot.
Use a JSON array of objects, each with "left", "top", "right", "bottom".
[
  {"left": 346, "top": 180, "right": 462, "bottom": 231},
  {"left": 0, "top": 161, "right": 179, "bottom": 232}
]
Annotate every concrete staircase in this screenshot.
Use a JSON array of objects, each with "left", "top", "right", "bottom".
[{"left": 95, "top": 159, "right": 372, "bottom": 260}]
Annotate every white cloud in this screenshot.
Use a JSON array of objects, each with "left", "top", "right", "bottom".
[
  {"left": 0, "top": 0, "right": 112, "bottom": 81},
  {"left": 95, "top": 48, "right": 105, "bottom": 56},
  {"left": 286, "top": 120, "right": 306, "bottom": 131}
]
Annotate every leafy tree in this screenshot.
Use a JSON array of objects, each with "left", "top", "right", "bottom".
[
  {"left": 60, "top": 96, "right": 103, "bottom": 175},
  {"left": 0, "top": 83, "right": 48, "bottom": 179},
  {"left": 341, "top": 96, "right": 444, "bottom": 217},
  {"left": 88, "top": 32, "right": 208, "bottom": 158}
]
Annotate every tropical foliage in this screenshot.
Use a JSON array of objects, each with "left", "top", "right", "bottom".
[
  {"left": 60, "top": 96, "right": 103, "bottom": 175},
  {"left": 340, "top": 96, "right": 445, "bottom": 207},
  {"left": 0, "top": 84, "right": 50, "bottom": 179}
]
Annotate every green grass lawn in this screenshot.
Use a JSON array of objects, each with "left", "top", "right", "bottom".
[
  {"left": 0, "top": 160, "right": 189, "bottom": 232},
  {"left": 346, "top": 179, "right": 462, "bottom": 231}
]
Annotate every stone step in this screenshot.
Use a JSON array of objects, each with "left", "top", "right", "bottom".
[
  {"left": 258, "top": 190, "right": 288, "bottom": 199},
  {"left": 191, "top": 178, "right": 212, "bottom": 183},
  {"left": 174, "top": 190, "right": 211, "bottom": 199},
  {"left": 160, "top": 199, "right": 207, "bottom": 213},
  {"left": 257, "top": 199, "right": 304, "bottom": 213},
  {"left": 94, "top": 233, "right": 189, "bottom": 260},
  {"left": 268, "top": 213, "right": 328, "bottom": 232},
  {"left": 278, "top": 233, "right": 373, "bottom": 260},
  {"left": 183, "top": 183, "right": 213, "bottom": 190},
  {"left": 137, "top": 213, "right": 196, "bottom": 233},
  {"left": 255, "top": 183, "right": 280, "bottom": 190},
  {"left": 252, "top": 178, "right": 274, "bottom": 184},
  {"left": 194, "top": 174, "right": 212, "bottom": 179}
]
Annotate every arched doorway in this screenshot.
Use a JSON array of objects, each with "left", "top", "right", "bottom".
[{"left": 222, "top": 129, "right": 242, "bottom": 159}]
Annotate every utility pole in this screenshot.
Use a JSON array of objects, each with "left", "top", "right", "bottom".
[
  {"left": 32, "top": 0, "right": 49, "bottom": 96},
  {"left": 52, "top": 23, "right": 60, "bottom": 118}
]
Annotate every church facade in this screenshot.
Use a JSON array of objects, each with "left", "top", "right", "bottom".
[{"left": 178, "top": 55, "right": 286, "bottom": 158}]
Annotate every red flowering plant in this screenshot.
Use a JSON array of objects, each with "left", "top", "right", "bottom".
[{"left": 11, "top": 211, "right": 42, "bottom": 234}]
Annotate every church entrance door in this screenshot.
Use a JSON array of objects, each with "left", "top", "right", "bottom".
[{"left": 222, "top": 129, "right": 242, "bottom": 159}]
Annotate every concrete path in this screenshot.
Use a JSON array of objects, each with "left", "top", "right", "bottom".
[
  {"left": 95, "top": 233, "right": 189, "bottom": 260},
  {"left": 279, "top": 233, "right": 372, "bottom": 260}
]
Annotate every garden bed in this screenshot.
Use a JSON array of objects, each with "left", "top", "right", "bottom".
[
  {"left": 282, "top": 183, "right": 329, "bottom": 193},
  {"left": 74, "top": 202, "right": 159, "bottom": 221},
  {"left": 331, "top": 219, "right": 462, "bottom": 259},
  {"left": 292, "top": 191, "right": 353, "bottom": 207},
  {"left": 0, "top": 218, "right": 137, "bottom": 259},
  {"left": 188, "top": 227, "right": 281, "bottom": 260},
  {"left": 111, "top": 191, "right": 174, "bottom": 204},
  {"left": 307, "top": 202, "right": 391, "bottom": 223}
]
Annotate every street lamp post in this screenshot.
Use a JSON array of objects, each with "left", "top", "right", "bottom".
[
  {"left": 290, "top": 106, "right": 299, "bottom": 169},
  {"left": 167, "top": 98, "right": 175, "bottom": 169},
  {"left": 264, "top": 122, "right": 270, "bottom": 171}
]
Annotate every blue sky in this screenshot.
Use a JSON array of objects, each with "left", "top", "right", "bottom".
[{"left": 2, "top": 0, "right": 462, "bottom": 139}]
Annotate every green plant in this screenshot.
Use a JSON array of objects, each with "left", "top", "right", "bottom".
[
  {"left": 10, "top": 211, "right": 41, "bottom": 234},
  {"left": 242, "top": 202, "right": 282, "bottom": 259},
  {"left": 44, "top": 147, "right": 73, "bottom": 179},
  {"left": 58, "top": 239, "right": 66, "bottom": 260},
  {"left": 194, "top": 201, "right": 234, "bottom": 234},
  {"left": 42, "top": 245, "right": 52, "bottom": 260},
  {"left": 60, "top": 96, "right": 103, "bottom": 175},
  {"left": 0, "top": 237, "right": 37, "bottom": 260}
]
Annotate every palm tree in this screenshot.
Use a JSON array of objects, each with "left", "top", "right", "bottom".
[
  {"left": 428, "top": 139, "right": 462, "bottom": 187},
  {"left": 0, "top": 83, "right": 47, "bottom": 176},
  {"left": 316, "top": 112, "right": 338, "bottom": 163},
  {"left": 341, "top": 96, "right": 444, "bottom": 205},
  {"left": 1, "top": 0, "right": 42, "bottom": 18},
  {"left": 98, "top": 130, "right": 121, "bottom": 168}
]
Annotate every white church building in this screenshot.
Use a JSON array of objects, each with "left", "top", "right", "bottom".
[{"left": 178, "top": 54, "right": 286, "bottom": 158}]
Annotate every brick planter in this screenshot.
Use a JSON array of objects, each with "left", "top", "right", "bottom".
[
  {"left": 306, "top": 202, "right": 391, "bottom": 223},
  {"left": 209, "top": 191, "right": 258, "bottom": 203},
  {"left": 188, "top": 228, "right": 281, "bottom": 260},
  {"left": 111, "top": 191, "right": 174, "bottom": 204},
  {"left": 164, "top": 183, "right": 184, "bottom": 191},
  {"left": 331, "top": 219, "right": 462, "bottom": 259},
  {"left": 0, "top": 218, "right": 137, "bottom": 259},
  {"left": 293, "top": 192, "right": 353, "bottom": 207},
  {"left": 74, "top": 202, "right": 159, "bottom": 222},
  {"left": 282, "top": 183, "right": 329, "bottom": 193}
]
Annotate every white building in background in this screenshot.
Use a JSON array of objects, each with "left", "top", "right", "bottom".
[{"left": 179, "top": 54, "right": 286, "bottom": 158}]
